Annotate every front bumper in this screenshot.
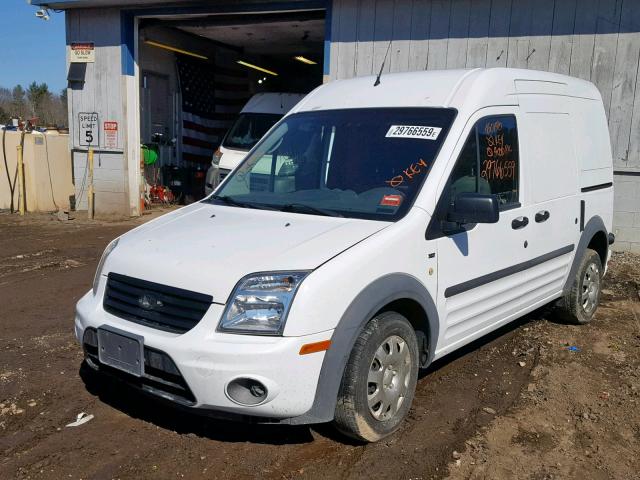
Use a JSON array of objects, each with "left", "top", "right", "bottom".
[{"left": 75, "top": 285, "right": 332, "bottom": 421}]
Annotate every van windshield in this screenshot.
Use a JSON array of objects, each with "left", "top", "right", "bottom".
[
  {"left": 212, "top": 108, "right": 456, "bottom": 221},
  {"left": 222, "top": 113, "right": 283, "bottom": 151}
]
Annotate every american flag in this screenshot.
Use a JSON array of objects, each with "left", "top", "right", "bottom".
[{"left": 177, "top": 57, "right": 248, "bottom": 164}]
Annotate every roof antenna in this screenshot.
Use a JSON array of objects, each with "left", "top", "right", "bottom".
[{"left": 374, "top": 40, "right": 392, "bottom": 87}]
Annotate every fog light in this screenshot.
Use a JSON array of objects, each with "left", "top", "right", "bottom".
[
  {"left": 226, "top": 377, "right": 268, "bottom": 406},
  {"left": 250, "top": 383, "right": 265, "bottom": 397},
  {"left": 83, "top": 328, "right": 98, "bottom": 348}
]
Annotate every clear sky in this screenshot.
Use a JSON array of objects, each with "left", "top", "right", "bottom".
[{"left": 0, "top": 0, "right": 66, "bottom": 94}]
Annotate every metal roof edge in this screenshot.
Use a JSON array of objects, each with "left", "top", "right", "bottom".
[{"left": 31, "top": 0, "right": 327, "bottom": 10}]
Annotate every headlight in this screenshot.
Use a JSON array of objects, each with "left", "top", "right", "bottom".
[
  {"left": 212, "top": 148, "right": 222, "bottom": 165},
  {"left": 218, "top": 271, "right": 309, "bottom": 335},
  {"left": 92, "top": 238, "right": 119, "bottom": 295}
]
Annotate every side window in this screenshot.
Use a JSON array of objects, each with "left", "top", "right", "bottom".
[
  {"left": 446, "top": 115, "right": 519, "bottom": 210},
  {"left": 477, "top": 116, "right": 519, "bottom": 206},
  {"left": 428, "top": 114, "right": 519, "bottom": 239},
  {"left": 446, "top": 129, "right": 482, "bottom": 208}
]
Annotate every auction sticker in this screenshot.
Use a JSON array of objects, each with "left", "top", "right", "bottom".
[
  {"left": 380, "top": 194, "right": 403, "bottom": 207},
  {"left": 385, "top": 125, "right": 441, "bottom": 140}
]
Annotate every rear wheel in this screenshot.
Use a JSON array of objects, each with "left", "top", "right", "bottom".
[
  {"left": 333, "top": 312, "right": 419, "bottom": 442},
  {"left": 556, "top": 248, "right": 603, "bottom": 324}
]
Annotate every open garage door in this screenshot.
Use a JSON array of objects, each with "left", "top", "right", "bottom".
[{"left": 137, "top": 5, "right": 325, "bottom": 205}]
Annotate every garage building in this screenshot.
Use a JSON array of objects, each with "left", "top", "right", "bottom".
[{"left": 33, "top": 0, "right": 640, "bottom": 251}]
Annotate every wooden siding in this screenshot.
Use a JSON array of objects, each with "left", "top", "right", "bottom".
[
  {"left": 329, "top": 0, "right": 640, "bottom": 172},
  {"left": 65, "top": 8, "right": 130, "bottom": 216},
  {"left": 66, "top": 8, "right": 125, "bottom": 151}
]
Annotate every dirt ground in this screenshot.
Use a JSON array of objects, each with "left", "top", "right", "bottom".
[{"left": 0, "top": 210, "right": 639, "bottom": 480}]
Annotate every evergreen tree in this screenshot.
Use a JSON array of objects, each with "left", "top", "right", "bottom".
[
  {"left": 10, "top": 85, "right": 27, "bottom": 118},
  {"left": 0, "top": 84, "right": 67, "bottom": 127},
  {"left": 27, "top": 82, "right": 52, "bottom": 119}
]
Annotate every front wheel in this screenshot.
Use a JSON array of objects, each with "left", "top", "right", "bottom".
[{"left": 333, "top": 312, "right": 419, "bottom": 442}]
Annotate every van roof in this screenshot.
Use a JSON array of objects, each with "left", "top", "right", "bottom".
[
  {"left": 241, "top": 92, "right": 307, "bottom": 115},
  {"left": 290, "top": 68, "right": 601, "bottom": 114}
]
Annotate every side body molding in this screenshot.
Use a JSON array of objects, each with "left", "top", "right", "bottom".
[
  {"left": 562, "top": 215, "right": 608, "bottom": 294},
  {"left": 289, "top": 273, "right": 439, "bottom": 425}
]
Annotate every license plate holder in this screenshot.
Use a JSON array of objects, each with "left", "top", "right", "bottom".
[{"left": 97, "top": 326, "right": 144, "bottom": 377}]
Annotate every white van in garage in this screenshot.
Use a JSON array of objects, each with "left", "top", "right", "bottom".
[
  {"left": 204, "top": 92, "right": 306, "bottom": 195},
  {"left": 76, "top": 68, "right": 614, "bottom": 442}
]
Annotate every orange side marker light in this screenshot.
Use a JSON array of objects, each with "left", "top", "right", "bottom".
[{"left": 299, "top": 340, "right": 332, "bottom": 355}]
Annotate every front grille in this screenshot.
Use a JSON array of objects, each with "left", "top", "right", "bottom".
[
  {"left": 104, "top": 272, "right": 212, "bottom": 334},
  {"left": 83, "top": 328, "right": 196, "bottom": 405}
]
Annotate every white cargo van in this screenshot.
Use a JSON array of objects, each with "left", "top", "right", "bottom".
[
  {"left": 204, "top": 92, "right": 306, "bottom": 195},
  {"left": 76, "top": 68, "right": 614, "bottom": 442}
]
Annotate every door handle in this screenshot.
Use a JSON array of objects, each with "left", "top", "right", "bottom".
[
  {"left": 511, "top": 216, "right": 529, "bottom": 229},
  {"left": 535, "top": 210, "right": 550, "bottom": 223}
]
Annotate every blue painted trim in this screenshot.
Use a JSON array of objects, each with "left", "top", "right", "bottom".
[
  {"left": 124, "top": 1, "right": 325, "bottom": 17},
  {"left": 32, "top": 0, "right": 80, "bottom": 4},
  {"left": 323, "top": 0, "right": 332, "bottom": 76},
  {"left": 120, "top": 11, "right": 135, "bottom": 76},
  {"left": 34, "top": 0, "right": 325, "bottom": 7}
]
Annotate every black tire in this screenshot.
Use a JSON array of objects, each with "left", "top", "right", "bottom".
[
  {"left": 556, "top": 248, "right": 603, "bottom": 325},
  {"left": 333, "top": 312, "right": 419, "bottom": 442}
]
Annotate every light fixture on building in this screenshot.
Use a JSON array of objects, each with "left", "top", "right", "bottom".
[
  {"left": 144, "top": 40, "right": 208, "bottom": 60},
  {"left": 294, "top": 56, "right": 317, "bottom": 65},
  {"left": 35, "top": 8, "right": 50, "bottom": 20},
  {"left": 237, "top": 60, "right": 278, "bottom": 76}
]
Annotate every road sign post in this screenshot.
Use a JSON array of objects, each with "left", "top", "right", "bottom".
[{"left": 88, "top": 147, "right": 94, "bottom": 219}]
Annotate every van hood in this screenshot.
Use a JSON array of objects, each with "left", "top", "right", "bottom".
[
  {"left": 104, "top": 203, "right": 388, "bottom": 303},
  {"left": 218, "top": 147, "right": 248, "bottom": 171}
]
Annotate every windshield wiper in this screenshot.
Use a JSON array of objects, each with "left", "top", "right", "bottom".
[
  {"left": 208, "top": 195, "right": 259, "bottom": 209},
  {"left": 209, "top": 196, "right": 340, "bottom": 216},
  {"left": 208, "top": 195, "right": 278, "bottom": 211},
  {"left": 279, "top": 203, "right": 343, "bottom": 217}
]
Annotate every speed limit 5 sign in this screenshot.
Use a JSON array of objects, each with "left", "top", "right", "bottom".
[{"left": 79, "top": 112, "right": 99, "bottom": 147}]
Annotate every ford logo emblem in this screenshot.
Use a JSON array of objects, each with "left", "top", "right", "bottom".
[{"left": 138, "top": 294, "right": 163, "bottom": 310}]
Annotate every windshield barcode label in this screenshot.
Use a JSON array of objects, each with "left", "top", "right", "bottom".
[{"left": 385, "top": 125, "right": 441, "bottom": 140}]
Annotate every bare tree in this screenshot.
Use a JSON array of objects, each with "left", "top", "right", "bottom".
[{"left": 0, "top": 83, "right": 67, "bottom": 127}]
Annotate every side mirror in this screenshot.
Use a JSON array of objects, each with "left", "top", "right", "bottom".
[{"left": 447, "top": 193, "right": 499, "bottom": 225}]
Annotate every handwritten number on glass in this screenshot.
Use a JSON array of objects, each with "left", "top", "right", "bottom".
[
  {"left": 385, "top": 158, "right": 428, "bottom": 188},
  {"left": 480, "top": 121, "right": 515, "bottom": 181}
]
